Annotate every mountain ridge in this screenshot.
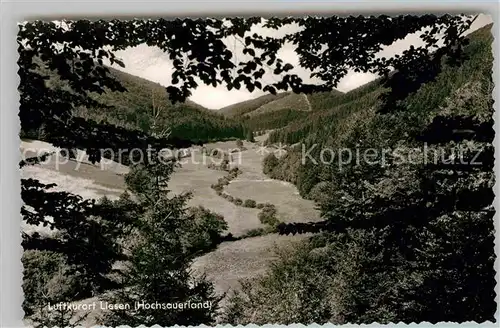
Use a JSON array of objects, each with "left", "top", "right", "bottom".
[{"left": 40, "top": 63, "right": 248, "bottom": 142}]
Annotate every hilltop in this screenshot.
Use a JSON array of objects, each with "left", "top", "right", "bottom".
[
  {"left": 219, "top": 88, "right": 344, "bottom": 132},
  {"left": 219, "top": 92, "right": 290, "bottom": 117}
]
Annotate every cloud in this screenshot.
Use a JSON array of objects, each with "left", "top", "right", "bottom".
[
  {"left": 112, "top": 44, "right": 175, "bottom": 86},
  {"left": 191, "top": 86, "right": 265, "bottom": 110},
  {"left": 336, "top": 72, "right": 379, "bottom": 92},
  {"left": 109, "top": 15, "right": 493, "bottom": 109}
]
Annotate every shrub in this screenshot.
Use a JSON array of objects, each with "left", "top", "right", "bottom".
[
  {"left": 222, "top": 243, "right": 335, "bottom": 325},
  {"left": 259, "top": 215, "right": 280, "bottom": 227},
  {"left": 256, "top": 203, "right": 265, "bottom": 209},
  {"left": 22, "top": 250, "right": 92, "bottom": 326},
  {"left": 263, "top": 153, "right": 280, "bottom": 176},
  {"left": 229, "top": 167, "right": 240, "bottom": 175},
  {"left": 234, "top": 198, "right": 243, "bottom": 206},
  {"left": 244, "top": 199, "right": 257, "bottom": 208},
  {"left": 228, "top": 169, "right": 241, "bottom": 180},
  {"left": 212, "top": 184, "right": 223, "bottom": 192},
  {"left": 185, "top": 206, "right": 229, "bottom": 251},
  {"left": 258, "top": 204, "right": 279, "bottom": 226}
]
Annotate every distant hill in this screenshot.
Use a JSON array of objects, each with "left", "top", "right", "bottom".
[
  {"left": 80, "top": 67, "right": 246, "bottom": 142},
  {"left": 224, "top": 24, "right": 494, "bottom": 144},
  {"left": 33, "top": 63, "right": 246, "bottom": 143},
  {"left": 246, "top": 92, "right": 311, "bottom": 117},
  {"left": 219, "top": 89, "right": 344, "bottom": 132},
  {"left": 266, "top": 77, "right": 384, "bottom": 145},
  {"left": 219, "top": 93, "right": 290, "bottom": 117}
]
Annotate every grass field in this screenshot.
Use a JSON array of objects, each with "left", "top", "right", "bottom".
[{"left": 20, "top": 135, "right": 319, "bottom": 298}]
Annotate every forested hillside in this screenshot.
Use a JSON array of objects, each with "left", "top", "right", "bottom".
[
  {"left": 224, "top": 23, "right": 495, "bottom": 324},
  {"left": 219, "top": 92, "right": 290, "bottom": 117},
  {"left": 220, "top": 89, "right": 344, "bottom": 132},
  {"left": 25, "top": 63, "right": 246, "bottom": 142},
  {"left": 263, "top": 24, "right": 494, "bottom": 200}
]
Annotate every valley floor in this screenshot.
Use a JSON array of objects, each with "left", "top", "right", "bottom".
[{"left": 20, "top": 134, "right": 321, "bottom": 323}]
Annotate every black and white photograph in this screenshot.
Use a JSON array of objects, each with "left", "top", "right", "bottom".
[{"left": 16, "top": 11, "right": 496, "bottom": 327}]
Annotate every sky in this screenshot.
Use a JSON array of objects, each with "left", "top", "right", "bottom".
[{"left": 109, "top": 14, "right": 493, "bottom": 110}]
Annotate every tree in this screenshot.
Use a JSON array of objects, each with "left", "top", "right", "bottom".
[
  {"left": 22, "top": 250, "right": 89, "bottom": 327},
  {"left": 245, "top": 129, "right": 255, "bottom": 142},
  {"left": 18, "top": 16, "right": 475, "bottom": 149},
  {"left": 226, "top": 22, "right": 495, "bottom": 324},
  {"left": 185, "top": 206, "right": 229, "bottom": 253},
  {"left": 18, "top": 15, "right": 476, "bottom": 171},
  {"left": 101, "top": 158, "right": 225, "bottom": 326},
  {"left": 262, "top": 152, "right": 279, "bottom": 175},
  {"left": 150, "top": 88, "right": 169, "bottom": 137},
  {"left": 21, "top": 178, "right": 133, "bottom": 294}
]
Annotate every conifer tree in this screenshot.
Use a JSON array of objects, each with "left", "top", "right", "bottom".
[{"left": 101, "top": 158, "right": 223, "bottom": 326}]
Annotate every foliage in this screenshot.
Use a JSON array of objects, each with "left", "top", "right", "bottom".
[
  {"left": 21, "top": 178, "right": 132, "bottom": 293},
  {"left": 19, "top": 15, "right": 474, "bottom": 133},
  {"left": 101, "top": 160, "right": 225, "bottom": 326},
  {"left": 22, "top": 250, "right": 90, "bottom": 327},
  {"left": 210, "top": 167, "right": 242, "bottom": 195},
  {"left": 265, "top": 23, "right": 493, "bottom": 198},
  {"left": 185, "top": 206, "right": 229, "bottom": 254},
  {"left": 244, "top": 108, "right": 310, "bottom": 132},
  {"left": 29, "top": 61, "right": 246, "bottom": 142},
  {"left": 243, "top": 199, "right": 257, "bottom": 208},
  {"left": 231, "top": 23, "right": 496, "bottom": 324},
  {"left": 262, "top": 152, "right": 280, "bottom": 176},
  {"left": 222, "top": 243, "right": 336, "bottom": 325},
  {"left": 245, "top": 129, "right": 255, "bottom": 142},
  {"left": 82, "top": 68, "right": 245, "bottom": 141},
  {"left": 257, "top": 204, "right": 280, "bottom": 227}
]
